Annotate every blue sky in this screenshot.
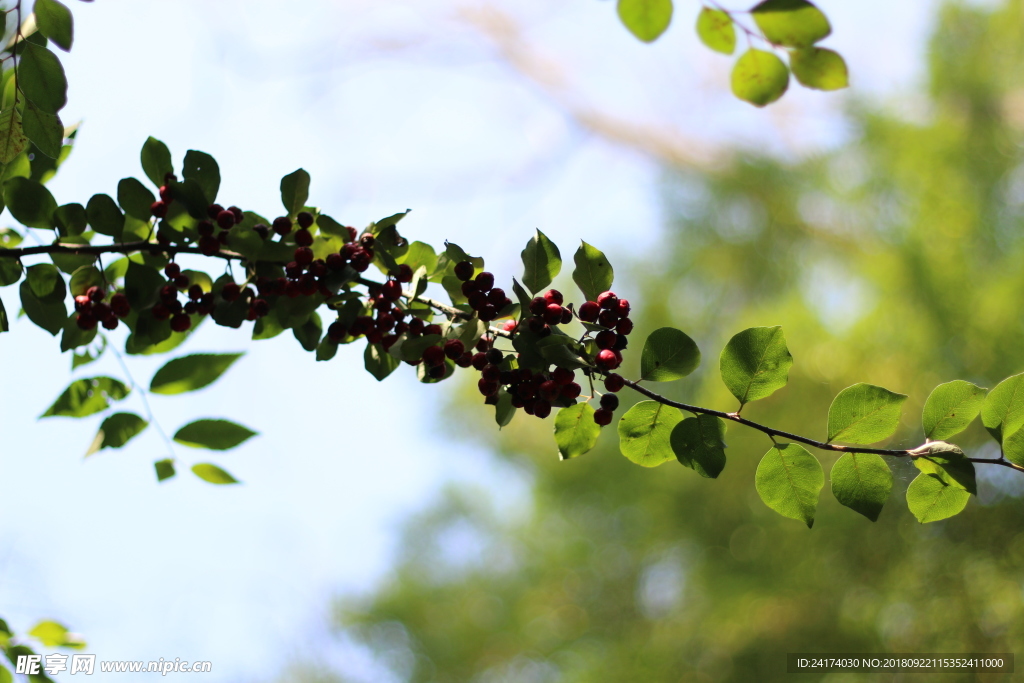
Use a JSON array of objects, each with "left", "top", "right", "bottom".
[{"left": 0, "top": 0, "right": 944, "bottom": 680}]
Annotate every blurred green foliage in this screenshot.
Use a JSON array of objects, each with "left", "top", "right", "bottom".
[{"left": 330, "top": 2, "right": 1024, "bottom": 681}]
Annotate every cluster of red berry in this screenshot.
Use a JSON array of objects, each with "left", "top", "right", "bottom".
[
  {"left": 151, "top": 262, "right": 216, "bottom": 332},
  {"left": 74, "top": 287, "right": 131, "bottom": 330},
  {"left": 454, "top": 262, "right": 513, "bottom": 322}
]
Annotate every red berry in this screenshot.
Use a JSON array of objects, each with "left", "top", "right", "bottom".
[
  {"left": 552, "top": 367, "right": 574, "bottom": 385},
  {"left": 474, "top": 271, "right": 494, "bottom": 292},
  {"left": 485, "top": 348, "right": 503, "bottom": 364},
  {"left": 444, "top": 339, "right": 465, "bottom": 360},
  {"left": 74, "top": 295, "right": 91, "bottom": 312},
  {"left": 346, "top": 226, "right": 358, "bottom": 241},
  {"left": 164, "top": 172, "right": 177, "bottom": 184},
  {"left": 170, "top": 313, "right": 192, "bottom": 332},
  {"left": 596, "top": 348, "right": 619, "bottom": 370},
  {"left": 424, "top": 324, "right": 443, "bottom": 337},
  {"left": 159, "top": 185, "right": 173, "bottom": 203},
  {"left": 539, "top": 380, "right": 560, "bottom": 401},
  {"left": 207, "top": 203, "right": 224, "bottom": 220},
  {"left": 543, "top": 289, "right": 563, "bottom": 305},
  {"left": 595, "top": 330, "right": 617, "bottom": 350},
  {"left": 604, "top": 373, "right": 625, "bottom": 392},
  {"left": 598, "top": 310, "right": 618, "bottom": 328},
  {"left": 423, "top": 345, "right": 446, "bottom": 366},
  {"left": 594, "top": 408, "right": 613, "bottom": 426},
  {"left": 600, "top": 393, "right": 620, "bottom": 411},
  {"left": 486, "top": 288, "right": 506, "bottom": 308},
  {"left": 92, "top": 302, "right": 111, "bottom": 319},
  {"left": 188, "top": 284, "right": 203, "bottom": 301},
  {"left": 481, "top": 364, "right": 500, "bottom": 381},
  {"left": 216, "top": 209, "right": 235, "bottom": 229},
  {"left": 397, "top": 264, "right": 413, "bottom": 283},
  {"left": 529, "top": 297, "right": 548, "bottom": 316},
  {"left": 297, "top": 211, "right": 314, "bottom": 229},
  {"left": 150, "top": 200, "right": 167, "bottom": 218},
  {"left": 462, "top": 280, "right": 479, "bottom": 298},
  {"left": 294, "top": 228, "right": 313, "bottom": 247},
  {"left": 229, "top": 206, "right": 244, "bottom": 224},
  {"left": 616, "top": 318, "right": 634, "bottom": 335},
  {"left": 533, "top": 400, "right": 552, "bottom": 419},
  {"left": 456, "top": 352, "right": 473, "bottom": 368},
  {"left": 326, "top": 253, "right": 346, "bottom": 271},
  {"left": 159, "top": 284, "right": 178, "bottom": 304},
  {"left": 617, "top": 299, "right": 630, "bottom": 316},
  {"left": 310, "top": 259, "right": 327, "bottom": 278},
  {"left": 76, "top": 313, "right": 96, "bottom": 330},
  {"left": 561, "top": 382, "right": 582, "bottom": 400},
  {"left": 479, "top": 304, "right": 498, "bottom": 322},
  {"left": 471, "top": 353, "right": 488, "bottom": 370},
  {"left": 86, "top": 286, "right": 104, "bottom": 302},
  {"left": 543, "top": 303, "right": 562, "bottom": 325},
  {"left": 468, "top": 292, "right": 487, "bottom": 311},
  {"left": 328, "top": 321, "right": 348, "bottom": 342},
  {"left": 560, "top": 308, "right": 572, "bottom": 325},
  {"left": 359, "top": 233, "right": 375, "bottom": 248},
  {"left": 578, "top": 301, "right": 600, "bottom": 322},
  {"left": 151, "top": 303, "right": 171, "bottom": 321},
  {"left": 102, "top": 315, "right": 119, "bottom": 330},
  {"left": 197, "top": 220, "right": 215, "bottom": 237},
  {"left": 164, "top": 263, "right": 181, "bottom": 278},
  {"left": 381, "top": 279, "right": 403, "bottom": 301},
  {"left": 502, "top": 320, "right": 518, "bottom": 332},
  {"left": 597, "top": 291, "right": 618, "bottom": 310},
  {"left": 478, "top": 378, "right": 499, "bottom": 396},
  {"left": 110, "top": 293, "right": 131, "bottom": 317},
  {"left": 453, "top": 261, "right": 474, "bottom": 282},
  {"left": 294, "top": 247, "right": 314, "bottom": 266},
  {"left": 199, "top": 235, "right": 220, "bottom": 255},
  {"left": 272, "top": 216, "right": 292, "bottom": 235}
]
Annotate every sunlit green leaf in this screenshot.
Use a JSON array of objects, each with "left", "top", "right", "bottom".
[
  {"left": 0, "top": 106, "right": 28, "bottom": 164},
  {"left": 618, "top": 400, "right": 684, "bottom": 467},
  {"left": 640, "top": 327, "right": 701, "bottom": 381},
  {"left": 719, "top": 326, "right": 793, "bottom": 406},
  {"left": 731, "top": 48, "right": 789, "bottom": 107},
  {"left": 617, "top": 0, "right": 673, "bottom": 43},
  {"left": 182, "top": 149, "right": 220, "bottom": 204},
  {"left": 173, "top": 419, "right": 257, "bottom": 450},
  {"left": 150, "top": 353, "right": 243, "bottom": 395},
  {"left": 696, "top": 7, "right": 735, "bottom": 54},
  {"left": 365, "top": 342, "right": 400, "bottom": 381},
  {"left": 19, "top": 279, "right": 65, "bottom": 335},
  {"left": 907, "top": 455, "right": 974, "bottom": 523},
  {"left": 755, "top": 443, "right": 822, "bottom": 527},
  {"left": 280, "top": 168, "right": 310, "bottom": 217},
  {"left": 555, "top": 402, "right": 600, "bottom": 460},
  {"left": 980, "top": 372, "right": 1024, "bottom": 444},
  {"left": 790, "top": 47, "right": 848, "bottom": 90},
  {"left": 41, "top": 376, "right": 129, "bottom": 418},
  {"left": 572, "top": 241, "right": 613, "bottom": 303},
  {"left": 19, "top": 41, "right": 68, "bottom": 113},
  {"left": 4, "top": 176, "right": 57, "bottom": 229},
  {"left": 670, "top": 414, "right": 727, "bottom": 478},
  {"left": 826, "top": 383, "right": 907, "bottom": 445},
  {"left": 751, "top": 0, "right": 830, "bottom": 48},
  {"left": 922, "top": 380, "right": 987, "bottom": 441},
  {"left": 191, "top": 463, "right": 238, "bottom": 485},
  {"left": 830, "top": 453, "right": 892, "bottom": 522},
  {"left": 92, "top": 412, "right": 148, "bottom": 451},
  {"left": 521, "top": 229, "right": 561, "bottom": 294},
  {"left": 22, "top": 100, "right": 63, "bottom": 158},
  {"left": 140, "top": 136, "right": 173, "bottom": 188}
]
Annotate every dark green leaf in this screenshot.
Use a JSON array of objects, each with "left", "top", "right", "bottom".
[
  {"left": 4, "top": 176, "right": 56, "bottom": 229},
  {"left": 316, "top": 335, "right": 338, "bottom": 361},
  {"left": 85, "top": 193, "right": 124, "bottom": 238},
  {"left": 790, "top": 47, "right": 848, "bottom": 90},
  {"left": 60, "top": 313, "right": 94, "bottom": 351},
  {"left": 174, "top": 419, "right": 257, "bottom": 450},
  {"left": 751, "top": 0, "right": 830, "bottom": 47},
  {"left": 0, "top": 106, "right": 27, "bottom": 164},
  {"left": 26, "top": 263, "right": 63, "bottom": 300},
  {"left": 22, "top": 100, "right": 62, "bottom": 158},
  {"left": 154, "top": 458, "right": 175, "bottom": 482},
  {"left": 182, "top": 150, "right": 220, "bottom": 204},
  {"left": 140, "top": 136, "right": 173, "bottom": 188},
  {"left": 755, "top": 443, "right": 823, "bottom": 527},
  {"left": 41, "top": 376, "right": 129, "bottom": 418},
  {"left": 34, "top": 0, "right": 74, "bottom": 51},
  {"left": 293, "top": 313, "right": 322, "bottom": 351},
  {"left": 521, "top": 229, "right": 561, "bottom": 294},
  {"left": 168, "top": 178, "right": 209, "bottom": 219},
  {"left": 19, "top": 279, "right": 64, "bottom": 334},
  {"left": 0, "top": 295, "right": 7, "bottom": 332},
  {"left": 48, "top": 235, "right": 94, "bottom": 273},
  {"left": 68, "top": 264, "right": 101, "bottom": 297},
  {"left": 365, "top": 342, "right": 399, "bottom": 381},
  {"left": 54, "top": 202, "right": 87, "bottom": 236},
  {"left": 696, "top": 7, "right": 735, "bottom": 54},
  {"left": 616, "top": 0, "right": 673, "bottom": 42},
  {"left": 670, "top": 414, "right": 727, "bottom": 478},
  {"left": 731, "top": 48, "right": 789, "bottom": 107},
  {"left": 830, "top": 453, "right": 892, "bottom": 522},
  {"left": 117, "top": 177, "right": 155, "bottom": 221},
  {"left": 90, "top": 412, "right": 148, "bottom": 452},
  {"left": 18, "top": 42, "right": 68, "bottom": 113},
  {"left": 0, "top": 251, "right": 22, "bottom": 286},
  {"left": 826, "top": 383, "right": 907, "bottom": 444},
  {"left": 150, "top": 353, "right": 243, "bottom": 395},
  {"left": 910, "top": 444, "right": 976, "bottom": 495},
  {"left": 315, "top": 213, "right": 350, "bottom": 239},
  {"left": 719, "top": 325, "right": 793, "bottom": 406},
  {"left": 124, "top": 260, "right": 164, "bottom": 310},
  {"left": 618, "top": 400, "right": 684, "bottom": 467},
  {"left": 494, "top": 389, "right": 516, "bottom": 428},
  {"left": 555, "top": 402, "right": 600, "bottom": 460},
  {"left": 571, "top": 241, "right": 613, "bottom": 303},
  {"left": 640, "top": 326, "right": 701, "bottom": 381},
  {"left": 192, "top": 463, "right": 238, "bottom": 485},
  {"left": 922, "top": 380, "right": 987, "bottom": 441},
  {"left": 280, "top": 168, "right": 310, "bottom": 217},
  {"left": 980, "top": 372, "right": 1024, "bottom": 444}
]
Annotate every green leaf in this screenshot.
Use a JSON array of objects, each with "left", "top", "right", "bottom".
[
  {"left": 911, "top": 445, "right": 976, "bottom": 494},
  {"left": 150, "top": 353, "right": 243, "bottom": 395},
  {"left": 54, "top": 202, "right": 87, "bottom": 236},
  {"left": 790, "top": 47, "right": 848, "bottom": 90},
  {"left": 521, "top": 229, "right": 561, "bottom": 294},
  {"left": 93, "top": 412, "right": 148, "bottom": 451},
  {"left": 85, "top": 193, "right": 124, "bottom": 238},
  {"left": 33, "top": 0, "right": 74, "bottom": 51},
  {"left": 640, "top": 327, "right": 701, "bottom": 381},
  {"left": 907, "top": 456, "right": 974, "bottom": 523},
  {"left": 0, "top": 255, "right": 22, "bottom": 286},
  {"left": 182, "top": 150, "right": 220, "bottom": 204},
  {"left": 397, "top": 240, "right": 437, "bottom": 274},
  {"left": 755, "top": 443, "right": 823, "bottom": 527},
  {"left": 719, "top": 326, "right": 793, "bottom": 406},
  {"left": 830, "top": 453, "right": 892, "bottom": 522},
  {"left": 731, "top": 48, "right": 789, "bottom": 107},
  {"left": 826, "top": 383, "right": 907, "bottom": 445},
  {"left": 293, "top": 313, "right": 322, "bottom": 351},
  {"left": 124, "top": 260, "right": 163, "bottom": 310},
  {"left": 554, "top": 402, "right": 600, "bottom": 460},
  {"left": 364, "top": 342, "right": 399, "bottom": 381},
  {"left": 0, "top": 295, "right": 7, "bottom": 332},
  {"left": 155, "top": 458, "right": 175, "bottom": 481},
  {"left": 670, "top": 414, "right": 727, "bottom": 478},
  {"left": 494, "top": 389, "right": 516, "bottom": 428},
  {"left": 922, "top": 380, "right": 987, "bottom": 441},
  {"left": 60, "top": 313, "right": 95, "bottom": 351},
  {"left": 0, "top": 106, "right": 28, "bottom": 164},
  {"left": 980, "top": 373, "right": 1024, "bottom": 444},
  {"left": 22, "top": 100, "right": 63, "bottom": 158},
  {"left": 280, "top": 168, "right": 310, "bottom": 217},
  {"left": 41, "top": 376, "right": 129, "bottom": 418},
  {"left": 26, "top": 263, "right": 63, "bottom": 300},
  {"left": 751, "top": 0, "right": 830, "bottom": 48},
  {"left": 19, "top": 279, "right": 64, "bottom": 334},
  {"left": 696, "top": 7, "right": 735, "bottom": 54},
  {"left": 68, "top": 264, "right": 101, "bottom": 297},
  {"left": 192, "top": 463, "right": 239, "bottom": 485},
  {"left": 117, "top": 177, "right": 156, "bottom": 221},
  {"left": 4, "top": 176, "right": 57, "bottom": 229},
  {"left": 28, "top": 620, "right": 78, "bottom": 648},
  {"left": 18, "top": 42, "right": 68, "bottom": 113},
  {"left": 140, "top": 136, "right": 173, "bottom": 188},
  {"left": 571, "top": 241, "right": 613, "bottom": 303},
  {"left": 173, "top": 419, "right": 257, "bottom": 450},
  {"left": 617, "top": 400, "right": 685, "bottom": 467},
  {"left": 616, "top": 0, "right": 673, "bottom": 42},
  {"left": 50, "top": 236, "right": 96, "bottom": 274}
]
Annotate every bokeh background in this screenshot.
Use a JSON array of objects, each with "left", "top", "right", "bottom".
[{"left": 2, "top": 0, "right": 1023, "bottom": 681}]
